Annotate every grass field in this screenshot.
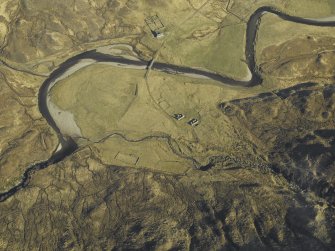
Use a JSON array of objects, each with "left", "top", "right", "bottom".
[{"left": 256, "top": 13, "right": 335, "bottom": 61}]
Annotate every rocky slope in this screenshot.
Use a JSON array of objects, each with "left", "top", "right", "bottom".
[
  {"left": 0, "top": 0, "right": 335, "bottom": 250},
  {"left": 220, "top": 82, "right": 335, "bottom": 205},
  {"left": 1, "top": 144, "right": 334, "bottom": 250}
]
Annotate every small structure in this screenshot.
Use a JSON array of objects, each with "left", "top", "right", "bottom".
[
  {"left": 153, "top": 31, "right": 164, "bottom": 39},
  {"left": 188, "top": 118, "right": 199, "bottom": 126},
  {"left": 173, "top": 113, "right": 185, "bottom": 120},
  {"left": 145, "top": 14, "right": 165, "bottom": 39}
]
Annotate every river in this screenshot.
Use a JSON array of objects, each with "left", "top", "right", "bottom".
[{"left": 1, "top": 6, "right": 335, "bottom": 202}]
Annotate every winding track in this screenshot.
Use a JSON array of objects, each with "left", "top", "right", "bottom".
[{"left": 1, "top": 6, "right": 335, "bottom": 202}]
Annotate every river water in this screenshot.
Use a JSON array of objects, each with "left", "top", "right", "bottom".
[{"left": 1, "top": 6, "right": 335, "bottom": 202}]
